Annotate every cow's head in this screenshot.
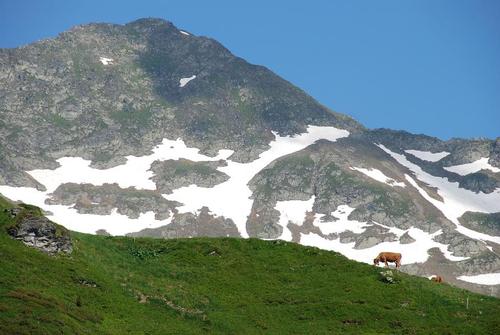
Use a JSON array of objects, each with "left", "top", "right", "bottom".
[{"left": 373, "top": 258, "right": 380, "bottom": 266}]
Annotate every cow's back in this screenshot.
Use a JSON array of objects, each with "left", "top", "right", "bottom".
[{"left": 378, "top": 252, "right": 401, "bottom": 261}]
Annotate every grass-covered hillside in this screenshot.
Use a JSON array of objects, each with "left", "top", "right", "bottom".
[{"left": 0, "top": 197, "right": 499, "bottom": 334}]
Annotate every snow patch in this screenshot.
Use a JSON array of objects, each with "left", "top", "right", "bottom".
[
  {"left": 457, "top": 273, "right": 500, "bottom": 286},
  {"left": 443, "top": 157, "right": 500, "bottom": 176},
  {"left": 179, "top": 75, "right": 196, "bottom": 87},
  {"left": 99, "top": 57, "right": 114, "bottom": 65},
  {"left": 405, "top": 150, "right": 450, "bottom": 162},
  {"left": 350, "top": 167, "right": 405, "bottom": 188},
  {"left": 180, "top": 30, "right": 190, "bottom": 36},
  {"left": 275, "top": 196, "right": 315, "bottom": 241}
]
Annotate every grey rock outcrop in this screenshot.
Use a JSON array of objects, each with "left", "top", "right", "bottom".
[
  {"left": 399, "top": 231, "right": 416, "bottom": 244},
  {"left": 151, "top": 159, "right": 229, "bottom": 194},
  {"left": 128, "top": 206, "right": 240, "bottom": 238},
  {"left": 6, "top": 207, "right": 72, "bottom": 254},
  {"left": 47, "top": 183, "right": 178, "bottom": 220},
  {"left": 339, "top": 225, "right": 398, "bottom": 249},
  {"left": 458, "top": 212, "right": 500, "bottom": 236}
]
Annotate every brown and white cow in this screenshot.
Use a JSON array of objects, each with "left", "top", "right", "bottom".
[
  {"left": 430, "top": 275, "right": 444, "bottom": 283},
  {"left": 373, "top": 252, "right": 402, "bottom": 269}
]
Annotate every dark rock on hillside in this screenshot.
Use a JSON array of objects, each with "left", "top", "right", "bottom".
[
  {"left": 95, "top": 229, "right": 111, "bottom": 236},
  {"left": 47, "top": 183, "right": 179, "bottom": 220},
  {"left": 399, "top": 231, "right": 416, "bottom": 244},
  {"left": 458, "top": 172, "right": 499, "bottom": 194},
  {"left": 128, "top": 206, "right": 240, "bottom": 238},
  {"left": 440, "top": 138, "right": 492, "bottom": 166},
  {"left": 365, "top": 129, "right": 446, "bottom": 154},
  {"left": 457, "top": 251, "right": 500, "bottom": 276},
  {"left": 338, "top": 225, "right": 398, "bottom": 249},
  {"left": 6, "top": 206, "right": 72, "bottom": 254},
  {"left": 489, "top": 138, "right": 500, "bottom": 168},
  {"left": 433, "top": 230, "right": 488, "bottom": 257},
  {"left": 151, "top": 159, "right": 229, "bottom": 194},
  {"left": 458, "top": 212, "right": 500, "bottom": 236}
]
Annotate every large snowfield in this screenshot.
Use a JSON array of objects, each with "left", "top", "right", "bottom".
[{"left": 1, "top": 126, "right": 499, "bottom": 271}]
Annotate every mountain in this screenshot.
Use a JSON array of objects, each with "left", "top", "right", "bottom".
[
  {"left": 1, "top": 198, "right": 499, "bottom": 334},
  {"left": 0, "top": 18, "right": 499, "bottom": 296}
]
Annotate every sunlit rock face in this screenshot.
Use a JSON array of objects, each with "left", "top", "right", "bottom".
[{"left": 1, "top": 18, "right": 499, "bottom": 296}]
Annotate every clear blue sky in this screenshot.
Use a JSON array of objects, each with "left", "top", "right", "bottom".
[{"left": 1, "top": 0, "right": 499, "bottom": 140}]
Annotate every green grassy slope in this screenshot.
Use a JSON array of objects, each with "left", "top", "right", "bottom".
[{"left": 0, "top": 198, "right": 499, "bottom": 334}]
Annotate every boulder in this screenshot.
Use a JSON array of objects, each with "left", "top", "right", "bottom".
[{"left": 6, "top": 207, "right": 72, "bottom": 254}]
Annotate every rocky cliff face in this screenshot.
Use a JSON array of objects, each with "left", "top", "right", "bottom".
[
  {"left": 5, "top": 205, "right": 72, "bottom": 254},
  {"left": 0, "top": 18, "right": 499, "bottom": 296}
]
